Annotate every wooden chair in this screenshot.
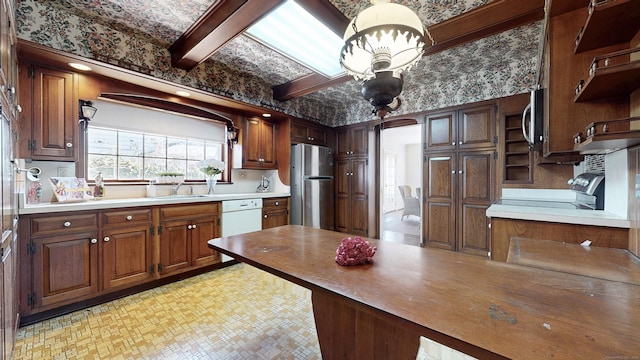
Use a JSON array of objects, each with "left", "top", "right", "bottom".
[{"left": 397, "top": 185, "right": 420, "bottom": 220}]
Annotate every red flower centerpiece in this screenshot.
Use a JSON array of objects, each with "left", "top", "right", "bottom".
[{"left": 335, "top": 237, "right": 377, "bottom": 266}]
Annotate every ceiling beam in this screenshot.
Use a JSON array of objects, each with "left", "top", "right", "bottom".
[
  {"left": 272, "top": 0, "right": 544, "bottom": 102},
  {"left": 169, "top": 0, "right": 283, "bottom": 71}
]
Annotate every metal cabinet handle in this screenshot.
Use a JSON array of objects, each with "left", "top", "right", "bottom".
[
  {"left": 192, "top": 224, "right": 197, "bottom": 229},
  {"left": 126, "top": 215, "right": 133, "bottom": 221},
  {"left": 459, "top": 141, "right": 462, "bottom": 145},
  {"left": 90, "top": 238, "right": 97, "bottom": 244},
  {"left": 275, "top": 201, "right": 279, "bottom": 206},
  {"left": 458, "top": 170, "right": 463, "bottom": 174},
  {"left": 66, "top": 143, "right": 73, "bottom": 148},
  {"left": 63, "top": 221, "right": 71, "bottom": 227},
  {"left": 264, "top": 214, "right": 268, "bottom": 218},
  {"left": 451, "top": 142, "right": 455, "bottom": 145},
  {"left": 188, "top": 225, "right": 192, "bottom": 229},
  {"left": 103, "top": 237, "right": 110, "bottom": 242},
  {"left": 451, "top": 171, "right": 455, "bottom": 174}
]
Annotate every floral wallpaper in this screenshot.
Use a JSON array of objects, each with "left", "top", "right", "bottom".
[{"left": 16, "top": 0, "right": 538, "bottom": 127}]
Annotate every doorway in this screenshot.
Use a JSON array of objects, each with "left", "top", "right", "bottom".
[{"left": 380, "top": 123, "right": 422, "bottom": 246}]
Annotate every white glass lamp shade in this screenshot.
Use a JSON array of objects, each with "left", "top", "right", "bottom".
[{"left": 340, "top": 2, "right": 426, "bottom": 81}]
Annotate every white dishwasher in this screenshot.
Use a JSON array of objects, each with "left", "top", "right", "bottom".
[{"left": 220, "top": 198, "right": 263, "bottom": 262}]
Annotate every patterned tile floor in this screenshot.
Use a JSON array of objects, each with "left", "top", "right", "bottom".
[
  {"left": 14, "top": 262, "right": 472, "bottom": 360},
  {"left": 14, "top": 264, "right": 321, "bottom": 360}
]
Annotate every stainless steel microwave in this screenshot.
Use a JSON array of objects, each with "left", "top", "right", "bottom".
[{"left": 522, "top": 88, "right": 544, "bottom": 150}]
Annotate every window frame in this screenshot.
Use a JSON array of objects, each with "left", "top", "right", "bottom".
[{"left": 80, "top": 125, "right": 232, "bottom": 183}]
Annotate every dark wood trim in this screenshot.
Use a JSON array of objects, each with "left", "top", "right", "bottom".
[
  {"left": 273, "top": 73, "right": 351, "bottom": 101},
  {"left": 380, "top": 118, "right": 418, "bottom": 129},
  {"left": 98, "top": 93, "right": 233, "bottom": 126},
  {"left": 17, "top": 39, "right": 288, "bottom": 120},
  {"left": 426, "top": 4, "right": 543, "bottom": 55},
  {"left": 272, "top": 0, "right": 544, "bottom": 101},
  {"left": 168, "top": 0, "right": 283, "bottom": 70},
  {"left": 295, "top": 0, "right": 350, "bottom": 37}
]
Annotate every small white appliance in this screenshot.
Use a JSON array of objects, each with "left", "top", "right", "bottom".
[{"left": 220, "top": 198, "right": 262, "bottom": 262}]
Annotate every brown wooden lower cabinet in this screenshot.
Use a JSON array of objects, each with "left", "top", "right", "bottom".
[
  {"left": 490, "top": 217, "right": 629, "bottom": 262},
  {"left": 158, "top": 203, "right": 220, "bottom": 277},
  {"left": 101, "top": 208, "right": 154, "bottom": 290},
  {"left": 19, "top": 203, "right": 221, "bottom": 322},
  {"left": 262, "top": 197, "right": 289, "bottom": 229}
]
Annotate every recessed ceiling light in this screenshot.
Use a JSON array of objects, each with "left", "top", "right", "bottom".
[
  {"left": 262, "top": 113, "right": 272, "bottom": 118},
  {"left": 176, "top": 91, "right": 190, "bottom": 97},
  {"left": 68, "top": 63, "right": 92, "bottom": 71}
]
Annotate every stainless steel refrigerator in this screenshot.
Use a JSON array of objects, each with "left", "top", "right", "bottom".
[{"left": 291, "top": 144, "right": 334, "bottom": 230}]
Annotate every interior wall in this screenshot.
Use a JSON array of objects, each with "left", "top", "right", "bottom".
[{"left": 405, "top": 143, "right": 422, "bottom": 195}]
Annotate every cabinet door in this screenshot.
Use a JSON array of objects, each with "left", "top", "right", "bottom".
[
  {"left": 423, "top": 153, "right": 456, "bottom": 250},
  {"left": 350, "top": 125, "right": 369, "bottom": 157},
  {"left": 243, "top": 118, "right": 276, "bottom": 169},
  {"left": 101, "top": 225, "right": 154, "bottom": 290},
  {"left": 458, "top": 105, "right": 495, "bottom": 149},
  {"left": 352, "top": 158, "right": 369, "bottom": 236},
  {"left": 307, "top": 126, "right": 327, "bottom": 146},
  {"left": 260, "top": 119, "right": 277, "bottom": 168},
  {"left": 290, "top": 121, "right": 308, "bottom": 144},
  {"left": 158, "top": 219, "right": 190, "bottom": 276},
  {"left": 334, "top": 159, "right": 350, "bottom": 233},
  {"left": 263, "top": 210, "right": 288, "bottom": 229},
  {"left": 31, "top": 232, "right": 98, "bottom": 310},
  {"left": 334, "top": 159, "right": 368, "bottom": 236},
  {"left": 335, "top": 128, "right": 350, "bottom": 157},
  {"left": 31, "top": 66, "right": 76, "bottom": 160},
  {"left": 1, "top": 231, "right": 14, "bottom": 360},
  {"left": 425, "top": 111, "right": 456, "bottom": 150},
  {"left": 457, "top": 151, "right": 494, "bottom": 256},
  {"left": 191, "top": 216, "right": 219, "bottom": 268},
  {"left": 243, "top": 118, "right": 262, "bottom": 167}
]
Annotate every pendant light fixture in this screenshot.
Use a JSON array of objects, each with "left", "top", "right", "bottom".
[{"left": 340, "top": 0, "right": 433, "bottom": 119}]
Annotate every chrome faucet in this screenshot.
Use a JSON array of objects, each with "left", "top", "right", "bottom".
[{"left": 172, "top": 182, "right": 193, "bottom": 195}]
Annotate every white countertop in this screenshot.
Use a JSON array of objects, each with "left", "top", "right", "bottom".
[
  {"left": 18, "top": 192, "right": 290, "bottom": 215},
  {"left": 486, "top": 203, "right": 630, "bottom": 228}
]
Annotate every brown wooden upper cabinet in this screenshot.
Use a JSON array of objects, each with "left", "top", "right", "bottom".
[
  {"left": 0, "top": 0, "right": 19, "bottom": 118},
  {"left": 17, "top": 63, "right": 77, "bottom": 161},
  {"left": 543, "top": 4, "right": 630, "bottom": 156},
  {"left": 290, "top": 118, "right": 329, "bottom": 147},
  {"left": 335, "top": 123, "right": 368, "bottom": 158},
  {"left": 424, "top": 104, "right": 496, "bottom": 151},
  {"left": 241, "top": 116, "right": 277, "bottom": 169}
]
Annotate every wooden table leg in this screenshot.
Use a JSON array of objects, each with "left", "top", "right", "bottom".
[{"left": 312, "top": 291, "right": 420, "bottom": 360}]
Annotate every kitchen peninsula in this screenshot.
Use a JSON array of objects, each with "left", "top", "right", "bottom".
[{"left": 208, "top": 225, "right": 640, "bottom": 359}]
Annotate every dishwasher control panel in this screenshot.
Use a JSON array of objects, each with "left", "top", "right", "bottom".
[{"left": 221, "top": 198, "right": 263, "bottom": 212}]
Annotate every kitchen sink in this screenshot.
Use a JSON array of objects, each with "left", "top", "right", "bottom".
[{"left": 152, "top": 194, "right": 209, "bottom": 199}]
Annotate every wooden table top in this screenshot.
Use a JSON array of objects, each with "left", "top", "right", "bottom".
[{"left": 208, "top": 225, "right": 640, "bottom": 359}]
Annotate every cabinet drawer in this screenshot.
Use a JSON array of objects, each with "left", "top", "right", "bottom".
[
  {"left": 263, "top": 198, "right": 288, "bottom": 209},
  {"left": 160, "top": 203, "right": 219, "bottom": 219},
  {"left": 30, "top": 213, "right": 98, "bottom": 236},
  {"left": 101, "top": 208, "right": 152, "bottom": 228}
]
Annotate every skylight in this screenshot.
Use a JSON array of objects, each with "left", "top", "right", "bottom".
[{"left": 245, "top": 0, "right": 345, "bottom": 78}]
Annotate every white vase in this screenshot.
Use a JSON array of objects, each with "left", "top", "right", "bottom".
[{"left": 206, "top": 176, "right": 217, "bottom": 194}]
